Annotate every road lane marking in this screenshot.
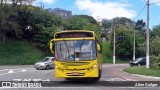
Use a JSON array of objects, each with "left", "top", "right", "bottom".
[
  {"left": 125, "top": 78, "right": 137, "bottom": 81},
  {"left": 0, "top": 69, "right": 36, "bottom": 76},
  {"left": 22, "top": 69, "right": 26, "bottom": 72},
  {"left": 8, "top": 70, "right": 13, "bottom": 73},
  {"left": 101, "top": 78, "right": 137, "bottom": 81}
]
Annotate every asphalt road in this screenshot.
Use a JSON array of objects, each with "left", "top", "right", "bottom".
[{"left": 0, "top": 64, "right": 160, "bottom": 90}]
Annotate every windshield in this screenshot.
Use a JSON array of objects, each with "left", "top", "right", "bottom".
[
  {"left": 39, "top": 57, "right": 49, "bottom": 62},
  {"left": 55, "top": 40, "right": 96, "bottom": 61},
  {"left": 135, "top": 58, "right": 144, "bottom": 62}
]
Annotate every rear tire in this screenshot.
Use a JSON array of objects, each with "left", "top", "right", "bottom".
[
  {"left": 46, "top": 65, "right": 50, "bottom": 70},
  {"left": 130, "top": 64, "right": 133, "bottom": 67}
]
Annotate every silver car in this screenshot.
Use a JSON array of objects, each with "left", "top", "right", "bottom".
[{"left": 34, "top": 57, "right": 54, "bottom": 70}]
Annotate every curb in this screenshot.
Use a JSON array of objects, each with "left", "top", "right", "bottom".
[{"left": 121, "top": 70, "right": 160, "bottom": 80}]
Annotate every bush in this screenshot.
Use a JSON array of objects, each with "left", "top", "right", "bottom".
[
  {"left": 111, "top": 24, "right": 134, "bottom": 57},
  {"left": 150, "top": 55, "right": 160, "bottom": 69},
  {"left": 102, "top": 42, "right": 112, "bottom": 63}
]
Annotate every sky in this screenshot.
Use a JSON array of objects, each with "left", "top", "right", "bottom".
[{"left": 33, "top": 0, "right": 160, "bottom": 28}]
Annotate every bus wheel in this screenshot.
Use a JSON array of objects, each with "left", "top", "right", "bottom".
[{"left": 65, "top": 78, "right": 71, "bottom": 80}]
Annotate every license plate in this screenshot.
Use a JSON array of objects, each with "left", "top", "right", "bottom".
[{"left": 72, "top": 72, "right": 79, "bottom": 75}]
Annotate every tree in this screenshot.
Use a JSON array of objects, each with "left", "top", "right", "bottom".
[
  {"left": 64, "top": 15, "right": 98, "bottom": 30},
  {"left": 63, "top": 15, "right": 101, "bottom": 41},
  {"left": 30, "top": 7, "right": 63, "bottom": 50},
  {"left": 135, "top": 32, "right": 146, "bottom": 57},
  {"left": 112, "top": 17, "right": 134, "bottom": 26},
  {"left": 0, "top": 0, "right": 35, "bottom": 44},
  {"left": 150, "top": 37, "right": 160, "bottom": 56},
  {"left": 48, "top": 8, "right": 72, "bottom": 19},
  {"left": 135, "top": 19, "right": 146, "bottom": 31},
  {"left": 110, "top": 24, "right": 134, "bottom": 57},
  {"left": 151, "top": 24, "right": 160, "bottom": 38}
]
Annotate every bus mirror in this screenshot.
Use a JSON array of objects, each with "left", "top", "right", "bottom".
[
  {"left": 97, "top": 44, "right": 100, "bottom": 51},
  {"left": 50, "top": 39, "right": 54, "bottom": 54}
]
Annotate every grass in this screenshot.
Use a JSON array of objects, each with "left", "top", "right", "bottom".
[
  {"left": 0, "top": 40, "right": 45, "bottom": 65},
  {"left": 102, "top": 42, "right": 131, "bottom": 63},
  {"left": 123, "top": 66, "right": 160, "bottom": 77}
]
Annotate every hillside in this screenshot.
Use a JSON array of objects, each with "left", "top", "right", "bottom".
[{"left": 0, "top": 40, "right": 46, "bottom": 65}]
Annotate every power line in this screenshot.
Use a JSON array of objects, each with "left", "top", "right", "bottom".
[
  {"left": 144, "top": 0, "right": 147, "bottom": 3},
  {"left": 133, "top": 5, "right": 147, "bottom": 21},
  {"left": 150, "top": 2, "right": 160, "bottom": 5}
]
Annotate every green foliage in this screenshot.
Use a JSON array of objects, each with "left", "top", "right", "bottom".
[
  {"left": 64, "top": 15, "right": 102, "bottom": 41},
  {"left": 150, "top": 37, "right": 160, "bottom": 56},
  {"left": 102, "top": 42, "right": 112, "bottom": 63},
  {"left": 135, "top": 32, "right": 146, "bottom": 57},
  {"left": 102, "top": 42, "right": 131, "bottom": 63},
  {"left": 0, "top": 40, "right": 45, "bottom": 65},
  {"left": 30, "top": 7, "right": 63, "bottom": 49},
  {"left": 135, "top": 19, "right": 146, "bottom": 31},
  {"left": 112, "top": 17, "right": 134, "bottom": 25},
  {"left": 111, "top": 24, "right": 134, "bottom": 57},
  {"left": 64, "top": 15, "right": 97, "bottom": 30},
  {"left": 149, "top": 39, "right": 160, "bottom": 69},
  {"left": 101, "top": 19, "right": 112, "bottom": 29},
  {"left": 33, "top": 24, "right": 59, "bottom": 49},
  {"left": 0, "top": 0, "right": 35, "bottom": 44},
  {"left": 151, "top": 24, "right": 160, "bottom": 38},
  {"left": 150, "top": 55, "right": 160, "bottom": 69}
]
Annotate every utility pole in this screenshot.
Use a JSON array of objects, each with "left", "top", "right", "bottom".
[
  {"left": 146, "top": 0, "right": 150, "bottom": 68},
  {"left": 113, "top": 25, "right": 115, "bottom": 64},
  {"left": 133, "top": 28, "right": 135, "bottom": 61}
]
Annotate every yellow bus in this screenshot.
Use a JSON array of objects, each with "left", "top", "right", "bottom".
[{"left": 50, "top": 30, "right": 102, "bottom": 80}]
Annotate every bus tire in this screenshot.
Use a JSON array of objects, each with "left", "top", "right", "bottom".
[{"left": 65, "top": 78, "right": 71, "bottom": 80}]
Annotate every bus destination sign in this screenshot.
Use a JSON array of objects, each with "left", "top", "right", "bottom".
[{"left": 55, "top": 32, "right": 93, "bottom": 38}]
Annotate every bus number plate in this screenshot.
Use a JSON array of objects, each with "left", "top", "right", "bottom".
[{"left": 72, "top": 72, "right": 79, "bottom": 75}]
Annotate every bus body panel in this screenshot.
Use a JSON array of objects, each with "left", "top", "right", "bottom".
[
  {"left": 54, "top": 60, "right": 99, "bottom": 78},
  {"left": 50, "top": 30, "right": 102, "bottom": 79}
]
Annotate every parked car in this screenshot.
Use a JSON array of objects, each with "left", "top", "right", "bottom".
[
  {"left": 34, "top": 57, "right": 54, "bottom": 70},
  {"left": 129, "top": 57, "right": 146, "bottom": 67}
]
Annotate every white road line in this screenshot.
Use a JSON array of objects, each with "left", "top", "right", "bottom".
[
  {"left": 8, "top": 70, "right": 13, "bottom": 73},
  {"left": 22, "top": 69, "right": 26, "bottom": 72},
  {"left": 101, "top": 78, "right": 137, "bottom": 81},
  {"left": 103, "top": 78, "right": 126, "bottom": 81},
  {"left": 0, "top": 69, "right": 36, "bottom": 76},
  {"left": 125, "top": 78, "right": 137, "bottom": 81}
]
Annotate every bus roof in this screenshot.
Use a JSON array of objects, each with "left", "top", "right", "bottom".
[
  {"left": 53, "top": 30, "right": 101, "bottom": 45},
  {"left": 54, "top": 30, "right": 95, "bottom": 35}
]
